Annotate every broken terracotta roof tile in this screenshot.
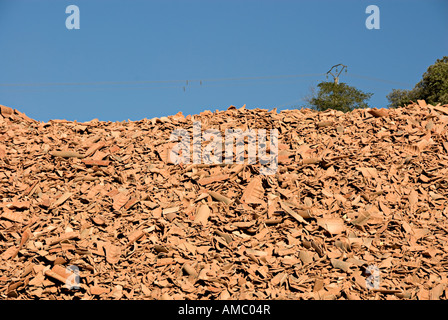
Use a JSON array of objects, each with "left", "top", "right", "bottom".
[{"left": 1, "top": 100, "right": 448, "bottom": 300}]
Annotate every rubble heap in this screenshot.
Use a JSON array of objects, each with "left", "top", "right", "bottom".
[{"left": 1, "top": 100, "right": 448, "bottom": 300}]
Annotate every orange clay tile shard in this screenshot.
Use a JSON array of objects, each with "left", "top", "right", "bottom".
[
  {"left": 82, "top": 159, "right": 110, "bottom": 166},
  {"left": 0, "top": 145, "right": 6, "bottom": 158},
  {"left": 368, "top": 108, "right": 389, "bottom": 118},
  {"left": 105, "top": 243, "right": 121, "bottom": 264},
  {"left": 3, "top": 201, "right": 30, "bottom": 209},
  {"left": 197, "top": 174, "right": 230, "bottom": 186},
  {"left": 279, "top": 201, "right": 308, "bottom": 225},
  {"left": 194, "top": 204, "right": 211, "bottom": 226},
  {"left": 49, "top": 192, "right": 72, "bottom": 209},
  {"left": 316, "top": 217, "right": 346, "bottom": 235},
  {"left": 47, "top": 232, "right": 80, "bottom": 246},
  {"left": 207, "top": 190, "right": 233, "bottom": 205},
  {"left": 49, "top": 150, "right": 85, "bottom": 158},
  {"left": 0, "top": 105, "right": 13, "bottom": 117},
  {"left": 90, "top": 285, "right": 110, "bottom": 296},
  {"left": 84, "top": 141, "right": 106, "bottom": 157},
  {"left": 156, "top": 142, "right": 177, "bottom": 164},
  {"left": 1, "top": 208, "right": 26, "bottom": 224},
  {"left": 240, "top": 176, "right": 264, "bottom": 204},
  {"left": 44, "top": 265, "right": 79, "bottom": 286},
  {"left": 1, "top": 100, "right": 448, "bottom": 300},
  {"left": 127, "top": 229, "right": 145, "bottom": 245},
  {"left": 112, "top": 191, "right": 130, "bottom": 211}
]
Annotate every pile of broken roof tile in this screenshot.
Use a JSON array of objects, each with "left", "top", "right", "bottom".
[{"left": 1, "top": 99, "right": 448, "bottom": 300}]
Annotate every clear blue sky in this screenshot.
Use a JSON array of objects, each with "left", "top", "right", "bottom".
[{"left": 0, "top": 0, "right": 447, "bottom": 122}]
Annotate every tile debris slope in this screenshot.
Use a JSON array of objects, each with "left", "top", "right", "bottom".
[{"left": 1, "top": 101, "right": 448, "bottom": 300}]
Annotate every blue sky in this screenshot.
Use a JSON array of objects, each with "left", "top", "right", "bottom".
[{"left": 0, "top": 0, "right": 447, "bottom": 122}]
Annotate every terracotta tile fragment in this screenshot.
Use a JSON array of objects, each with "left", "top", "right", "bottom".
[
  {"left": 44, "top": 265, "right": 79, "bottom": 287},
  {"left": 82, "top": 159, "right": 110, "bottom": 166},
  {"left": 105, "top": 243, "right": 121, "bottom": 264},
  {"left": 194, "top": 204, "right": 211, "bottom": 226},
  {"left": 368, "top": 108, "right": 388, "bottom": 118},
  {"left": 0, "top": 104, "right": 13, "bottom": 117},
  {"left": 50, "top": 192, "right": 72, "bottom": 209},
  {"left": 1, "top": 208, "right": 25, "bottom": 223},
  {"left": 0, "top": 144, "right": 7, "bottom": 158},
  {"left": 197, "top": 174, "right": 230, "bottom": 186},
  {"left": 49, "top": 150, "right": 85, "bottom": 158},
  {"left": 127, "top": 229, "right": 145, "bottom": 245},
  {"left": 90, "top": 285, "right": 110, "bottom": 295},
  {"left": 316, "top": 218, "right": 346, "bottom": 235},
  {"left": 240, "top": 177, "right": 264, "bottom": 204},
  {"left": 1, "top": 100, "right": 448, "bottom": 300},
  {"left": 112, "top": 192, "right": 129, "bottom": 211}
]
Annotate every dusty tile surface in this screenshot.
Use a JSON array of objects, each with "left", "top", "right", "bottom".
[{"left": 1, "top": 101, "right": 448, "bottom": 300}]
